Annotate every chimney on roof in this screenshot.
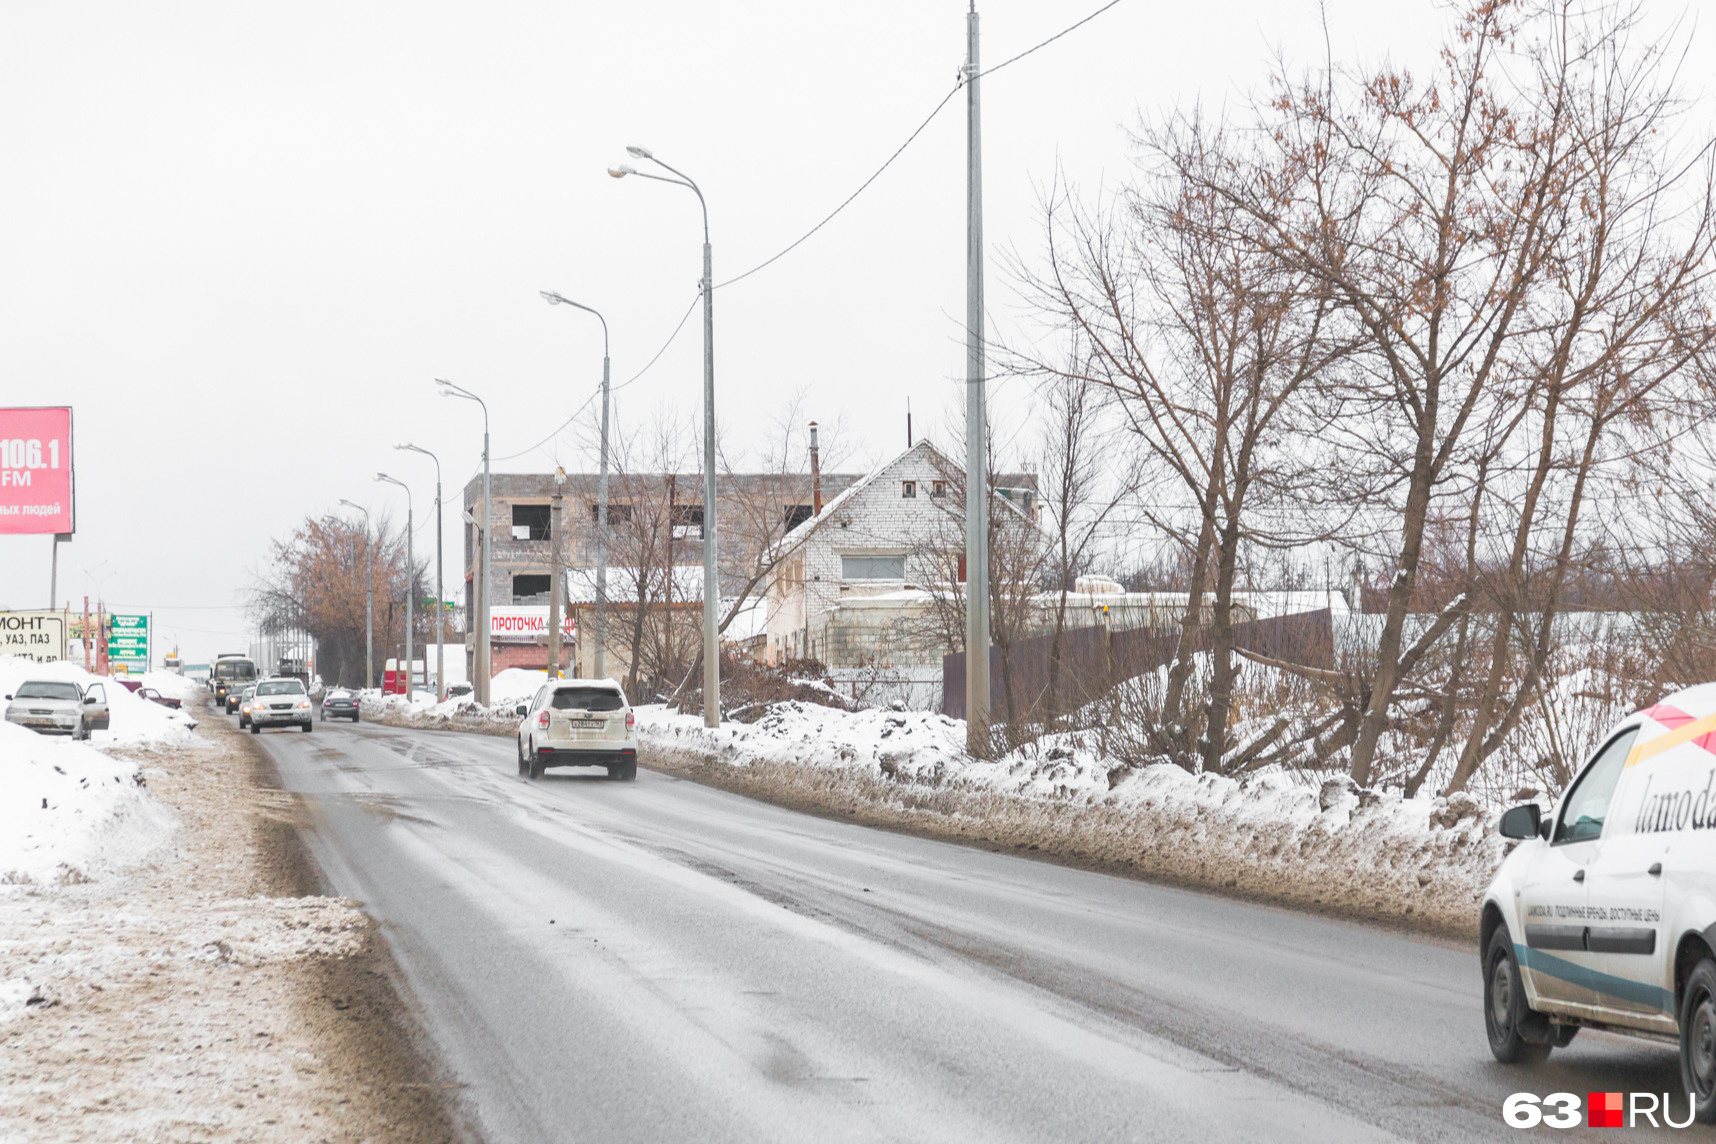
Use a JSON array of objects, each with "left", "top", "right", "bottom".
[
  {"left": 906, "top": 398, "right": 913, "bottom": 448},
  {"left": 809, "top": 421, "right": 822, "bottom": 515}
]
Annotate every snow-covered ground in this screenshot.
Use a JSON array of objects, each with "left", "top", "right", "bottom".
[
  {"left": 0, "top": 724, "right": 175, "bottom": 886},
  {"left": 0, "top": 657, "right": 196, "bottom": 886}
]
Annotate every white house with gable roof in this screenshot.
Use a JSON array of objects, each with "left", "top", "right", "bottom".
[{"left": 762, "top": 439, "right": 1040, "bottom": 698}]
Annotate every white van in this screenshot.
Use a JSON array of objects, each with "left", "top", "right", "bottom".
[{"left": 1483, "top": 682, "right": 1716, "bottom": 1120}]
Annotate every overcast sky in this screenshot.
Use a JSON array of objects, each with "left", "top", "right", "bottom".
[{"left": 1, "top": 0, "right": 1704, "bottom": 663}]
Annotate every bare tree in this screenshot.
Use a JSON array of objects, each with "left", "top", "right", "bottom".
[
  {"left": 1172, "top": 0, "right": 1716, "bottom": 786},
  {"left": 1020, "top": 124, "right": 1348, "bottom": 772}
]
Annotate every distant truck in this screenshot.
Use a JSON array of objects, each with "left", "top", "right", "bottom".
[{"left": 210, "top": 654, "right": 258, "bottom": 710}]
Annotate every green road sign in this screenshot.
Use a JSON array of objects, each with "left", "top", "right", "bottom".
[
  {"left": 110, "top": 614, "right": 148, "bottom": 631},
  {"left": 108, "top": 636, "right": 148, "bottom": 650}
]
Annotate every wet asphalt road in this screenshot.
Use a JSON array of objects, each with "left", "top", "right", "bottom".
[{"left": 252, "top": 716, "right": 1701, "bottom": 1142}]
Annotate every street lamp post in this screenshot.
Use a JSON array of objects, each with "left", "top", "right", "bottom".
[
  {"left": 395, "top": 443, "right": 444, "bottom": 700},
  {"left": 540, "top": 290, "right": 611, "bottom": 679},
  {"left": 337, "top": 500, "right": 374, "bottom": 690},
  {"left": 609, "top": 145, "right": 720, "bottom": 726},
  {"left": 375, "top": 474, "right": 414, "bottom": 699},
  {"left": 437, "top": 379, "right": 491, "bottom": 706}
]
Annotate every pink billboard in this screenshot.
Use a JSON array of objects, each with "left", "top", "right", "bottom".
[{"left": 0, "top": 407, "right": 73, "bottom": 535}]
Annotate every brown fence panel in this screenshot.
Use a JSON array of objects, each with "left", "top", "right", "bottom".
[{"left": 941, "top": 609, "right": 1334, "bottom": 719}]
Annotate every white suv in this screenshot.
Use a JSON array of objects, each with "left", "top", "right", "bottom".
[
  {"left": 248, "top": 677, "right": 313, "bottom": 733},
  {"left": 516, "top": 680, "right": 637, "bottom": 781},
  {"left": 1483, "top": 682, "right": 1716, "bottom": 1121}
]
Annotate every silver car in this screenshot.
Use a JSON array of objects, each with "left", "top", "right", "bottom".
[
  {"left": 248, "top": 677, "right": 313, "bottom": 733},
  {"left": 4, "top": 679, "right": 109, "bottom": 739}
]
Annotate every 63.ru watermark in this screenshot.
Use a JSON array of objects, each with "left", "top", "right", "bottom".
[{"left": 1505, "top": 1092, "right": 1695, "bottom": 1128}]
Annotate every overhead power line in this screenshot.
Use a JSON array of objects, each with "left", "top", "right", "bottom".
[
  {"left": 494, "top": 290, "right": 701, "bottom": 463},
  {"left": 715, "top": 0, "right": 1126, "bottom": 290}
]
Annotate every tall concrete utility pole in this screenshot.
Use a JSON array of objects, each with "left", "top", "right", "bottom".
[
  {"left": 396, "top": 444, "right": 444, "bottom": 699},
  {"left": 438, "top": 379, "right": 491, "bottom": 706},
  {"left": 963, "top": 1, "right": 991, "bottom": 753},
  {"left": 608, "top": 147, "right": 720, "bottom": 726},
  {"left": 549, "top": 467, "right": 565, "bottom": 678},
  {"left": 540, "top": 291, "right": 612, "bottom": 679}
]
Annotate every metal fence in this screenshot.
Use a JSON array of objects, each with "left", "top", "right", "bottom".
[{"left": 942, "top": 609, "right": 1334, "bottom": 722}]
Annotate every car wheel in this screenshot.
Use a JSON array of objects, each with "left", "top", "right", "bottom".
[
  {"left": 351, "top": 712, "right": 360, "bottom": 723},
  {"left": 517, "top": 739, "right": 528, "bottom": 776},
  {"left": 528, "top": 750, "right": 544, "bottom": 781},
  {"left": 302, "top": 721, "right": 313, "bottom": 733},
  {"left": 621, "top": 758, "right": 638, "bottom": 782},
  {"left": 1485, "top": 925, "right": 1550, "bottom": 1064},
  {"left": 250, "top": 722, "right": 261, "bottom": 734},
  {"left": 1680, "top": 959, "right": 1716, "bottom": 1122}
]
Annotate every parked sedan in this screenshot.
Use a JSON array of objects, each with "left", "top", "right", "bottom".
[
  {"left": 320, "top": 688, "right": 360, "bottom": 722},
  {"left": 137, "top": 687, "right": 181, "bottom": 710},
  {"left": 3, "top": 679, "right": 109, "bottom": 739}
]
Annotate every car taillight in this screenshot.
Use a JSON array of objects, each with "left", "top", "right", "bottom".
[
  {"left": 625, "top": 710, "right": 635, "bottom": 730},
  {"left": 537, "top": 711, "right": 550, "bottom": 729}
]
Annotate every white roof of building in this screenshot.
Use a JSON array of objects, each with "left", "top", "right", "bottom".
[{"left": 774, "top": 438, "right": 1037, "bottom": 555}]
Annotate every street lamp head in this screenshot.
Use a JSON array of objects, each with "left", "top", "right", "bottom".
[
  {"left": 608, "top": 164, "right": 634, "bottom": 179},
  {"left": 374, "top": 473, "right": 387, "bottom": 483},
  {"left": 435, "top": 378, "right": 454, "bottom": 395},
  {"left": 541, "top": 290, "right": 562, "bottom": 305},
  {"left": 392, "top": 442, "right": 409, "bottom": 450},
  {"left": 625, "top": 144, "right": 653, "bottom": 159}
]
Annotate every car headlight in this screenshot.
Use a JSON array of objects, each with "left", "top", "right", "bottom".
[{"left": 297, "top": 699, "right": 311, "bottom": 709}]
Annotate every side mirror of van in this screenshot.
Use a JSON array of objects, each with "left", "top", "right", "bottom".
[
  {"left": 1499, "top": 803, "right": 1542, "bottom": 840},
  {"left": 514, "top": 703, "right": 528, "bottom": 716}
]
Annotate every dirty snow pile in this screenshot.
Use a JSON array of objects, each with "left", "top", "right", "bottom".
[
  {"left": 360, "top": 668, "right": 547, "bottom": 731},
  {"left": 0, "top": 656, "right": 200, "bottom": 748},
  {"left": 636, "top": 701, "right": 1513, "bottom": 932},
  {"left": 0, "top": 723, "right": 175, "bottom": 886},
  {"left": 0, "top": 656, "right": 198, "bottom": 886}
]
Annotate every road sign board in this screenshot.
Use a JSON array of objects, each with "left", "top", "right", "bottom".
[
  {"left": 0, "top": 611, "right": 67, "bottom": 663},
  {"left": 108, "top": 613, "right": 147, "bottom": 669}
]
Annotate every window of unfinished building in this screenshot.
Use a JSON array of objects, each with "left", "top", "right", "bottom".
[{"left": 511, "top": 503, "right": 551, "bottom": 541}]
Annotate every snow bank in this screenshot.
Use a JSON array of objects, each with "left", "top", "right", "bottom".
[
  {"left": 0, "top": 723, "right": 175, "bottom": 886},
  {"left": 358, "top": 669, "right": 548, "bottom": 730},
  {"left": 636, "top": 701, "right": 1510, "bottom": 934},
  {"left": 0, "top": 656, "right": 200, "bottom": 748}
]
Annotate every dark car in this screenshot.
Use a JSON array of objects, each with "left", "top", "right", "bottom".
[{"left": 320, "top": 688, "right": 360, "bottom": 722}]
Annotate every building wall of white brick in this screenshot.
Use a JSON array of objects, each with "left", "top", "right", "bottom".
[{"left": 765, "top": 440, "right": 969, "bottom": 668}]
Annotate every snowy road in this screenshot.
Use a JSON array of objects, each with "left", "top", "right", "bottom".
[{"left": 257, "top": 719, "right": 1697, "bottom": 1142}]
